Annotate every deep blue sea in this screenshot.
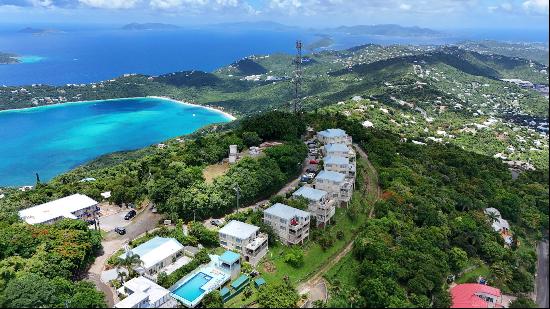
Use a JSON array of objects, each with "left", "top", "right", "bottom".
[{"left": 0, "top": 97, "right": 232, "bottom": 186}]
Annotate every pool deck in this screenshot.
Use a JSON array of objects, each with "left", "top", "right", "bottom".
[{"left": 169, "top": 255, "right": 230, "bottom": 308}]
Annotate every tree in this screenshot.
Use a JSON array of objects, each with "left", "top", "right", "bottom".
[
  {"left": 509, "top": 296, "right": 537, "bottom": 308},
  {"left": 449, "top": 247, "right": 468, "bottom": 273},
  {"left": 202, "top": 291, "right": 224, "bottom": 308},
  {"left": 116, "top": 251, "right": 142, "bottom": 279},
  {"left": 284, "top": 247, "right": 305, "bottom": 268},
  {"left": 257, "top": 283, "right": 300, "bottom": 308},
  {"left": 2, "top": 273, "right": 59, "bottom": 308},
  {"left": 241, "top": 131, "right": 262, "bottom": 147}
]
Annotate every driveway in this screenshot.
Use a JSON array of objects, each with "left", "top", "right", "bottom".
[
  {"left": 536, "top": 240, "right": 549, "bottom": 308},
  {"left": 98, "top": 210, "right": 131, "bottom": 232}
]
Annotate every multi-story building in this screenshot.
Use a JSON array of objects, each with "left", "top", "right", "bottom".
[
  {"left": 323, "top": 156, "right": 356, "bottom": 178},
  {"left": 292, "top": 186, "right": 335, "bottom": 227},
  {"left": 263, "top": 203, "right": 311, "bottom": 245},
  {"left": 314, "top": 170, "right": 353, "bottom": 205},
  {"left": 18, "top": 193, "right": 99, "bottom": 225},
  {"left": 317, "top": 128, "right": 352, "bottom": 145},
  {"left": 115, "top": 276, "right": 172, "bottom": 308},
  {"left": 218, "top": 220, "right": 268, "bottom": 265},
  {"left": 323, "top": 143, "right": 356, "bottom": 161}
]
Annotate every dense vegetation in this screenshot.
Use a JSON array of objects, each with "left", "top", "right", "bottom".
[{"left": 0, "top": 218, "right": 105, "bottom": 307}]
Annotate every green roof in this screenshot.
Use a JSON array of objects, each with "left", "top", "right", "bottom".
[
  {"left": 231, "top": 274, "right": 250, "bottom": 290},
  {"left": 220, "top": 250, "right": 240, "bottom": 264},
  {"left": 254, "top": 278, "right": 266, "bottom": 287}
]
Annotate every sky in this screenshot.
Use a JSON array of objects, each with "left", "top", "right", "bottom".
[{"left": 0, "top": 0, "right": 548, "bottom": 30}]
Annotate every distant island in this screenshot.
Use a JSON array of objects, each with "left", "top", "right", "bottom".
[
  {"left": 0, "top": 52, "right": 19, "bottom": 64},
  {"left": 18, "top": 27, "right": 59, "bottom": 35},
  {"left": 306, "top": 36, "right": 334, "bottom": 51},
  {"left": 326, "top": 24, "right": 443, "bottom": 37},
  {"left": 121, "top": 23, "right": 180, "bottom": 30}
]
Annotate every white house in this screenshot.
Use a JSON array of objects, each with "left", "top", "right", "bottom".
[
  {"left": 323, "top": 143, "right": 356, "bottom": 161},
  {"left": 317, "top": 128, "right": 352, "bottom": 145},
  {"left": 119, "top": 237, "right": 185, "bottom": 277},
  {"left": 323, "top": 156, "right": 356, "bottom": 178},
  {"left": 314, "top": 170, "right": 353, "bottom": 205},
  {"left": 264, "top": 203, "right": 311, "bottom": 245},
  {"left": 484, "top": 208, "right": 513, "bottom": 245},
  {"left": 18, "top": 194, "right": 99, "bottom": 225},
  {"left": 292, "top": 186, "right": 336, "bottom": 227},
  {"left": 115, "top": 276, "right": 172, "bottom": 308},
  {"left": 218, "top": 220, "right": 268, "bottom": 265}
]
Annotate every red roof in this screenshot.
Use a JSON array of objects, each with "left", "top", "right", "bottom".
[{"left": 450, "top": 283, "right": 501, "bottom": 308}]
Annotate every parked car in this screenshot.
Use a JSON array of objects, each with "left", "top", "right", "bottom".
[
  {"left": 306, "top": 167, "right": 317, "bottom": 174},
  {"left": 309, "top": 159, "right": 319, "bottom": 164},
  {"left": 301, "top": 174, "right": 313, "bottom": 182},
  {"left": 114, "top": 227, "right": 126, "bottom": 235},
  {"left": 124, "top": 210, "right": 136, "bottom": 220},
  {"left": 210, "top": 219, "right": 223, "bottom": 227},
  {"left": 86, "top": 219, "right": 95, "bottom": 225}
]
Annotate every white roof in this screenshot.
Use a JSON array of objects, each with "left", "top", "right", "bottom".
[
  {"left": 318, "top": 128, "right": 348, "bottom": 138},
  {"left": 264, "top": 203, "right": 310, "bottom": 220},
  {"left": 115, "top": 276, "right": 170, "bottom": 308},
  {"left": 120, "top": 237, "right": 184, "bottom": 269},
  {"left": 219, "top": 220, "right": 259, "bottom": 240},
  {"left": 19, "top": 194, "right": 98, "bottom": 225},
  {"left": 293, "top": 186, "right": 328, "bottom": 202}
]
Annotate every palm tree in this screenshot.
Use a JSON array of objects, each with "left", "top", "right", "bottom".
[
  {"left": 116, "top": 251, "right": 143, "bottom": 279},
  {"left": 487, "top": 211, "right": 500, "bottom": 225}
]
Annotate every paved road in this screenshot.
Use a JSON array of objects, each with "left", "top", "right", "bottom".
[
  {"left": 536, "top": 240, "right": 549, "bottom": 308},
  {"left": 87, "top": 204, "right": 162, "bottom": 307}
]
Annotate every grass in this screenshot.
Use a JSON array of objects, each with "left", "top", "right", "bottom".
[
  {"left": 203, "top": 162, "right": 231, "bottom": 184},
  {"left": 456, "top": 261, "right": 490, "bottom": 284},
  {"left": 324, "top": 251, "right": 359, "bottom": 288}
]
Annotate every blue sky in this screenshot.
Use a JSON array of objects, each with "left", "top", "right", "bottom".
[{"left": 0, "top": 0, "right": 548, "bottom": 30}]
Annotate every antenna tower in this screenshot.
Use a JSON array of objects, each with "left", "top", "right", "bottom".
[{"left": 293, "top": 40, "right": 303, "bottom": 113}]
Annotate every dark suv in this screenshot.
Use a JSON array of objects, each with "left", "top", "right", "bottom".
[
  {"left": 114, "top": 227, "right": 126, "bottom": 235},
  {"left": 124, "top": 210, "right": 136, "bottom": 220}
]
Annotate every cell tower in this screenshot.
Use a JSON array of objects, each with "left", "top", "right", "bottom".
[{"left": 293, "top": 40, "right": 303, "bottom": 113}]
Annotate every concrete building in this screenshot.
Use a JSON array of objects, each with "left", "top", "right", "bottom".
[
  {"left": 314, "top": 170, "right": 353, "bottom": 205},
  {"left": 229, "top": 144, "right": 238, "bottom": 164},
  {"left": 119, "top": 237, "right": 184, "bottom": 277},
  {"left": 219, "top": 220, "right": 268, "bottom": 265},
  {"left": 18, "top": 193, "right": 99, "bottom": 225},
  {"left": 317, "top": 128, "right": 352, "bottom": 145},
  {"left": 450, "top": 283, "right": 503, "bottom": 308},
  {"left": 115, "top": 276, "right": 172, "bottom": 308},
  {"left": 264, "top": 203, "right": 311, "bottom": 245},
  {"left": 292, "top": 186, "right": 336, "bottom": 227},
  {"left": 323, "top": 156, "right": 356, "bottom": 178},
  {"left": 323, "top": 143, "right": 356, "bottom": 161},
  {"left": 217, "top": 250, "right": 241, "bottom": 280}
]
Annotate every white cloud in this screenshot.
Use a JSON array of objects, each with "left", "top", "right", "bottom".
[
  {"left": 150, "top": 0, "right": 183, "bottom": 9},
  {"left": 79, "top": 0, "right": 139, "bottom": 9},
  {"left": 523, "top": 0, "right": 549, "bottom": 14},
  {"left": 399, "top": 3, "right": 412, "bottom": 10}
]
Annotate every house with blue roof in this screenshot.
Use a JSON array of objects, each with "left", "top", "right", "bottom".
[
  {"left": 292, "top": 186, "right": 336, "bottom": 227},
  {"left": 317, "top": 128, "right": 352, "bottom": 145},
  {"left": 218, "top": 220, "right": 268, "bottom": 265},
  {"left": 264, "top": 203, "right": 311, "bottom": 245},
  {"left": 314, "top": 170, "right": 354, "bottom": 206},
  {"left": 323, "top": 143, "right": 356, "bottom": 161},
  {"left": 218, "top": 250, "right": 241, "bottom": 280}
]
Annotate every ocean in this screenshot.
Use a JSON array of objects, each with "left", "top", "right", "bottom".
[{"left": 0, "top": 97, "right": 233, "bottom": 186}]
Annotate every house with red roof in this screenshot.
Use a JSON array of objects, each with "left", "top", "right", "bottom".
[{"left": 450, "top": 283, "right": 505, "bottom": 308}]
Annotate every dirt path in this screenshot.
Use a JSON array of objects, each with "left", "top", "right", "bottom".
[{"left": 298, "top": 143, "right": 380, "bottom": 307}]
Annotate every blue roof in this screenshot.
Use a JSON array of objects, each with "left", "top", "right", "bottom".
[
  {"left": 325, "top": 143, "right": 350, "bottom": 153},
  {"left": 231, "top": 274, "right": 250, "bottom": 289},
  {"left": 293, "top": 186, "right": 328, "bottom": 201},
  {"left": 220, "top": 250, "right": 241, "bottom": 264},
  {"left": 119, "top": 236, "right": 183, "bottom": 262},
  {"left": 318, "top": 128, "right": 347, "bottom": 138},
  {"left": 316, "top": 170, "right": 346, "bottom": 182},
  {"left": 324, "top": 156, "right": 349, "bottom": 165},
  {"left": 264, "top": 203, "right": 310, "bottom": 220}
]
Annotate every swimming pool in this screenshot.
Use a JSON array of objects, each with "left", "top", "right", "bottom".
[{"left": 172, "top": 272, "right": 213, "bottom": 303}]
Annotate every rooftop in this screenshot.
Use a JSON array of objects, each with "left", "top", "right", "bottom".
[
  {"left": 324, "top": 143, "right": 351, "bottom": 153},
  {"left": 316, "top": 170, "right": 346, "bottom": 183},
  {"left": 120, "top": 237, "right": 184, "bottom": 269},
  {"left": 292, "top": 186, "right": 328, "bottom": 202},
  {"left": 318, "top": 128, "right": 348, "bottom": 138},
  {"left": 115, "top": 276, "right": 170, "bottom": 308},
  {"left": 450, "top": 283, "right": 502, "bottom": 308},
  {"left": 324, "top": 156, "right": 350, "bottom": 165},
  {"left": 219, "top": 250, "right": 240, "bottom": 264},
  {"left": 219, "top": 220, "right": 259, "bottom": 240},
  {"left": 18, "top": 193, "right": 98, "bottom": 225},
  {"left": 264, "top": 203, "right": 310, "bottom": 221}
]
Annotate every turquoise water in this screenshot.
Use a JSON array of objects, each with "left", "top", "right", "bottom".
[
  {"left": 15, "top": 56, "right": 45, "bottom": 64},
  {"left": 0, "top": 97, "right": 232, "bottom": 186},
  {"left": 172, "top": 272, "right": 212, "bottom": 302}
]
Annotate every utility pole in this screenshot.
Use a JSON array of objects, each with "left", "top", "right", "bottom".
[
  {"left": 293, "top": 40, "right": 303, "bottom": 113},
  {"left": 233, "top": 184, "right": 241, "bottom": 213}
]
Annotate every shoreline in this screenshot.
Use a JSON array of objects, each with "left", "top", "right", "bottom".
[{"left": 0, "top": 96, "right": 237, "bottom": 120}]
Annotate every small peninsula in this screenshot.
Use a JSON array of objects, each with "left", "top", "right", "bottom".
[{"left": 0, "top": 52, "right": 19, "bottom": 64}]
